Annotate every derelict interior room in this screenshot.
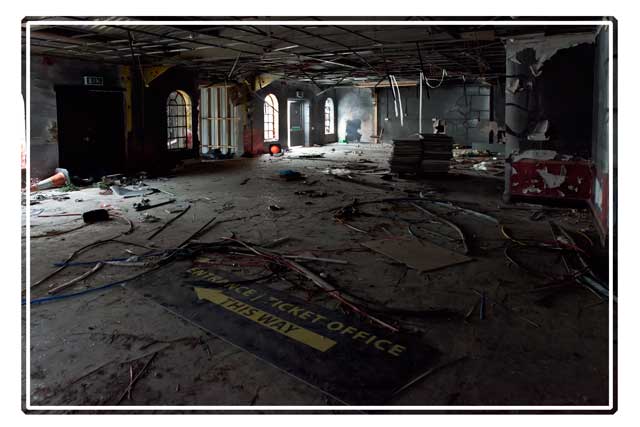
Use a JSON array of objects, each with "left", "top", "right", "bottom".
[{"left": 20, "top": 15, "right": 616, "bottom": 413}]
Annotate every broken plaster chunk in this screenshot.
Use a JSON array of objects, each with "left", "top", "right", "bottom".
[
  {"left": 537, "top": 167, "right": 566, "bottom": 189},
  {"left": 512, "top": 149, "right": 557, "bottom": 162},
  {"left": 522, "top": 186, "right": 542, "bottom": 194}
]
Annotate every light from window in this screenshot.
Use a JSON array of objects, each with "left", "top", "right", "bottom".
[
  {"left": 199, "top": 85, "right": 239, "bottom": 155},
  {"left": 167, "top": 90, "right": 192, "bottom": 150},
  {"left": 264, "top": 93, "right": 279, "bottom": 142},
  {"left": 324, "top": 98, "right": 335, "bottom": 134}
]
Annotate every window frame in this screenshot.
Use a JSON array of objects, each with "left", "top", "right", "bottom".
[
  {"left": 166, "top": 90, "right": 192, "bottom": 151},
  {"left": 324, "top": 97, "right": 335, "bottom": 135},
  {"left": 199, "top": 85, "right": 240, "bottom": 155},
  {"left": 264, "top": 93, "right": 279, "bottom": 142}
]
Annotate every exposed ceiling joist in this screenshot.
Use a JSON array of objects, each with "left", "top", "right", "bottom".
[{"left": 24, "top": 18, "right": 600, "bottom": 87}]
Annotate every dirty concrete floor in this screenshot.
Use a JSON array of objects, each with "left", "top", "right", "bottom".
[{"left": 23, "top": 143, "right": 609, "bottom": 409}]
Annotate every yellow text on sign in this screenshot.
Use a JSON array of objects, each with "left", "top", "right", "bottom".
[{"left": 194, "top": 287, "right": 337, "bottom": 352}]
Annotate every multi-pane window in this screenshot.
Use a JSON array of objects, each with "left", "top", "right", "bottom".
[
  {"left": 324, "top": 97, "right": 335, "bottom": 134},
  {"left": 167, "top": 90, "right": 192, "bottom": 150},
  {"left": 199, "top": 85, "right": 240, "bottom": 155},
  {"left": 264, "top": 93, "right": 279, "bottom": 142}
]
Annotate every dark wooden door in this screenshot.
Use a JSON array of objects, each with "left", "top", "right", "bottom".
[
  {"left": 289, "top": 100, "right": 305, "bottom": 147},
  {"left": 56, "top": 87, "right": 125, "bottom": 178}
]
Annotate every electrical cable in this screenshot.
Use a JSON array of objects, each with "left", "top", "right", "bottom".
[
  {"left": 53, "top": 251, "right": 169, "bottom": 267},
  {"left": 23, "top": 263, "right": 166, "bottom": 306},
  {"left": 424, "top": 68, "right": 447, "bottom": 89},
  {"left": 391, "top": 75, "right": 403, "bottom": 126},
  {"left": 188, "top": 272, "right": 278, "bottom": 288}
]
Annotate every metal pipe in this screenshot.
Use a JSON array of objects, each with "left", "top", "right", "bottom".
[
  {"left": 281, "top": 25, "right": 378, "bottom": 72},
  {"left": 419, "top": 71, "right": 423, "bottom": 133}
]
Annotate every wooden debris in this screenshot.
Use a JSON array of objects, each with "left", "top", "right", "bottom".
[
  {"left": 282, "top": 255, "right": 348, "bottom": 264},
  {"left": 147, "top": 204, "right": 191, "bottom": 240},
  {"left": 116, "top": 351, "right": 159, "bottom": 404},
  {"left": 471, "top": 289, "right": 540, "bottom": 328},
  {"left": 392, "top": 355, "right": 469, "bottom": 397}
]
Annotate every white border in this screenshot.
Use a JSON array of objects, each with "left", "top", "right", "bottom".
[
  {"left": 25, "top": 21, "right": 31, "bottom": 412},
  {"left": 24, "top": 18, "right": 615, "bottom": 412}
]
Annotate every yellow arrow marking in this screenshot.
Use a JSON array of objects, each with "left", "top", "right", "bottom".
[{"left": 194, "top": 287, "right": 337, "bottom": 352}]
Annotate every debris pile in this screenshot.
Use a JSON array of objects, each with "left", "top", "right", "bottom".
[{"left": 450, "top": 148, "right": 505, "bottom": 179}]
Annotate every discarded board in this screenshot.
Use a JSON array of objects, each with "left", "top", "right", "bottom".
[
  {"left": 127, "top": 260, "right": 440, "bottom": 405},
  {"left": 361, "top": 239, "right": 472, "bottom": 272},
  {"left": 110, "top": 185, "right": 157, "bottom": 198}
]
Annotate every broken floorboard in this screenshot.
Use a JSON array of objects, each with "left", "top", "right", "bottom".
[{"left": 126, "top": 260, "right": 440, "bottom": 405}]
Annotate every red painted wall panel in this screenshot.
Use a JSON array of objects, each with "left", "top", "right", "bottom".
[{"left": 509, "top": 159, "right": 594, "bottom": 200}]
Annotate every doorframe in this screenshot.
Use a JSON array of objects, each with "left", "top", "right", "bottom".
[
  {"left": 54, "top": 85, "right": 127, "bottom": 174},
  {"left": 287, "top": 100, "right": 293, "bottom": 148},
  {"left": 287, "top": 98, "right": 310, "bottom": 148}
]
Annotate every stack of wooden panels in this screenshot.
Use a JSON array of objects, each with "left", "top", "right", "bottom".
[
  {"left": 420, "top": 134, "right": 453, "bottom": 174},
  {"left": 389, "top": 138, "right": 423, "bottom": 173},
  {"left": 389, "top": 134, "right": 453, "bottom": 175}
]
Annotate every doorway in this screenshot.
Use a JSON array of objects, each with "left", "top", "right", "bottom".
[
  {"left": 55, "top": 86, "right": 126, "bottom": 178},
  {"left": 287, "top": 99, "right": 309, "bottom": 147}
]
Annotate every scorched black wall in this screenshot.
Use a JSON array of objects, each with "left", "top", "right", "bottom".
[
  {"left": 139, "top": 67, "right": 200, "bottom": 172},
  {"left": 376, "top": 83, "right": 497, "bottom": 151},
  {"left": 28, "top": 55, "right": 124, "bottom": 178}
]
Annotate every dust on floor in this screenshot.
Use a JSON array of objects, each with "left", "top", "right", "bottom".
[{"left": 23, "top": 143, "right": 609, "bottom": 408}]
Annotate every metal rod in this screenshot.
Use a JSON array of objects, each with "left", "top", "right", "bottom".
[
  {"left": 419, "top": 71, "right": 423, "bottom": 134},
  {"left": 410, "top": 202, "right": 469, "bottom": 255},
  {"left": 147, "top": 205, "right": 191, "bottom": 240},
  {"left": 281, "top": 25, "right": 378, "bottom": 72},
  {"left": 227, "top": 54, "right": 240, "bottom": 79}
]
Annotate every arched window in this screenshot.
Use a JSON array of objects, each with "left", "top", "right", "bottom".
[
  {"left": 167, "top": 90, "right": 192, "bottom": 150},
  {"left": 324, "top": 97, "right": 335, "bottom": 134},
  {"left": 264, "top": 93, "right": 279, "bottom": 142}
]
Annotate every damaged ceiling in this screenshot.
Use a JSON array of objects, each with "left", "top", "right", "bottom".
[{"left": 23, "top": 17, "right": 600, "bottom": 86}]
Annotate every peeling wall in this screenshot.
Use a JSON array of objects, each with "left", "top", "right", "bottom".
[
  {"left": 504, "top": 32, "right": 597, "bottom": 158},
  {"left": 590, "top": 27, "right": 613, "bottom": 240},
  {"left": 506, "top": 32, "right": 597, "bottom": 73},
  {"left": 533, "top": 43, "right": 595, "bottom": 156}
]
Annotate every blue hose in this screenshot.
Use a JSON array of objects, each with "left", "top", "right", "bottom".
[
  {"left": 24, "top": 263, "right": 165, "bottom": 306},
  {"left": 22, "top": 277, "right": 130, "bottom": 305},
  {"left": 53, "top": 250, "right": 168, "bottom": 267}
]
